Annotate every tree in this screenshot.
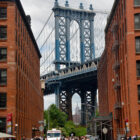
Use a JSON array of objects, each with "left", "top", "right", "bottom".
[
  {"left": 63, "top": 121, "right": 87, "bottom": 137},
  {"left": 44, "top": 104, "right": 67, "bottom": 130},
  {"left": 44, "top": 104, "right": 86, "bottom": 137}
]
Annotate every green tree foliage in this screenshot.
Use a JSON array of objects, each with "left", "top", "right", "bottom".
[
  {"left": 64, "top": 121, "right": 87, "bottom": 137},
  {"left": 44, "top": 104, "right": 67, "bottom": 129},
  {"left": 44, "top": 104, "right": 86, "bottom": 137}
]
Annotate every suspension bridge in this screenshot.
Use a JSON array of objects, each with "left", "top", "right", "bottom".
[{"left": 38, "top": 0, "right": 110, "bottom": 125}]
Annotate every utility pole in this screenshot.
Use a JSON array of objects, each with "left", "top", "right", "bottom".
[{"left": 48, "top": 108, "right": 50, "bottom": 130}]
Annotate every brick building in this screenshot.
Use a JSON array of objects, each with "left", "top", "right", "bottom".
[
  {"left": 0, "top": 0, "right": 43, "bottom": 139},
  {"left": 98, "top": 0, "right": 140, "bottom": 139}
]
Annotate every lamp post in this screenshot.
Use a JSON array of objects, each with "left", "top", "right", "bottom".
[{"left": 81, "top": 103, "right": 97, "bottom": 136}]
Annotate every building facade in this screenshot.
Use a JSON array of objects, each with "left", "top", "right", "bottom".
[
  {"left": 73, "top": 104, "right": 81, "bottom": 125},
  {"left": 98, "top": 0, "right": 140, "bottom": 139},
  {"left": 0, "top": 0, "right": 43, "bottom": 139}
]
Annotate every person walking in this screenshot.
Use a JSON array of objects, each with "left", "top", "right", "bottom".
[
  {"left": 21, "top": 135, "right": 26, "bottom": 140},
  {"left": 128, "top": 136, "right": 131, "bottom": 140}
]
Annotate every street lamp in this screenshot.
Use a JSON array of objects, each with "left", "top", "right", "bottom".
[{"left": 81, "top": 103, "right": 97, "bottom": 136}]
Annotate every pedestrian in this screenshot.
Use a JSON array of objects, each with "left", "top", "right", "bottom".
[
  {"left": 133, "top": 135, "right": 138, "bottom": 140},
  {"left": 22, "top": 135, "right": 26, "bottom": 140},
  {"left": 128, "top": 136, "right": 131, "bottom": 140}
]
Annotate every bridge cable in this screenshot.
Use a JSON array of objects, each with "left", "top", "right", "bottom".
[
  {"left": 36, "top": 12, "right": 53, "bottom": 41},
  {"left": 41, "top": 62, "right": 54, "bottom": 76},
  {"left": 40, "top": 48, "right": 55, "bottom": 67},
  {"left": 40, "top": 27, "right": 79, "bottom": 74},
  {"left": 39, "top": 26, "right": 55, "bottom": 51}
]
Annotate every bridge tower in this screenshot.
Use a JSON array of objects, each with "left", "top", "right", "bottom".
[
  {"left": 53, "top": 0, "right": 95, "bottom": 70},
  {"left": 52, "top": 0, "right": 97, "bottom": 125}
]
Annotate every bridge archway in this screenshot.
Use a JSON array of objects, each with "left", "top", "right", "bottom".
[
  {"left": 72, "top": 93, "right": 81, "bottom": 125},
  {"left": 70, "top": 21, "right": 80, "bottom": 62}
]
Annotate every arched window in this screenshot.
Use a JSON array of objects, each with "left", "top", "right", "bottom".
[
  {"left": 135, "top": 14, "right": 140, "bottom": 29},
  {"left": 134, "top": 0, "right": 140, "bottom": 6}
]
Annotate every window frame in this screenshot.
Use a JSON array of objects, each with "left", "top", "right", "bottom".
[
  {"left": 136, "top": 37, "right": 140, "bottom": 53},
  {"left": 0, "top": 93, "right": 7, "bottom": 109},
  {"left": 135, "top": 13, "right": 140, "bottom": 29},
  {"left": 0, "top": 117, "right": 6, "bottom": 133},
  {"left": 0, "top": 7, "right": 7, "bottom": 19},
  {"left": 0, "top": 69, "right": 7, "bottom": 86},
  {"left": 0, "top": 47, "right": 7, "bottom": 62},
  {"left": 0, "top": 26, "right": 7, "bottom": 40},
  {"left": 136, "top": 60, "right": 140, "bottom": 77},
  {"left": 134, "top": 0, "right": 140, "bottom": 6}
]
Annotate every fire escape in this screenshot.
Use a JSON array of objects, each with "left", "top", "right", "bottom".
[{"left": 112, "top": 22, "right": 123, "bottom": 134}]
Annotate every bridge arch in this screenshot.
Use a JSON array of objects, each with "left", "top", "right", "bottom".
[
  {"left": 70, "top": 20, "right": 80, "bottom": 62},
  {"left": 72, "top": 93, "right": 81, "bottom": 125}
]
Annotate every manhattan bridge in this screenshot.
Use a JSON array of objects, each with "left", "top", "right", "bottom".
[{"left": 38, "top": 0, "right": 109, "bottom": 125}]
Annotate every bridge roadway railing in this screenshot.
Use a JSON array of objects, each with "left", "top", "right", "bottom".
[{"left": 40, "top": 58, "right": 100, "bottom": 84}]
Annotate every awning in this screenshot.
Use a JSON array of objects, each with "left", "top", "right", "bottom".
[
  {"left": 0, "top": 132, "right": 16, "bottom": 138},
  {"left": 94, "top": 115, "right": 112, "bottom": 121}
]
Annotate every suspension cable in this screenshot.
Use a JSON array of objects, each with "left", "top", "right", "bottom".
[
  {"left": 41, "top": 63, "right": 54, "bottom": 76},
  {"left": 70, "top": 28, "right": 79, "bottom": 40},
  {"left": 40, "top": 48, "right": 55, "bottom": 67},
  {"left": 39, "top": 26, "right": 55, "bottom": 51},
  {"left": 36, "top": 12, "right": 53, "bottom": 41},
  {"left": 40, "top": 24, "right": 78, "bottom": 68}
]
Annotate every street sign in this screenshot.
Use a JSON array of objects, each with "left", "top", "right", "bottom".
[
  {"left": 39, "top": 125, "right": 44, "bottom": 132},
  {"left": 102, "top": 127, "right": 108, "bottom": 134}
]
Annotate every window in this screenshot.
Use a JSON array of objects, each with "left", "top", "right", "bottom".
[
  {"left": 0, "top": 93, "right": 6, "bottom": 108},
  {"left": 136, "top": 37, "right": 140, "bottom": 53},
  {"left": 136, "top": 61, "right": 140, "bottom": 77},
  {"left": 0, "top": 26, "right": 7, "bottom": 39},
  {"left": 0, "top": 48, "right": 7, "bottom": 61},
  {"left": 0, "top": 69, "right": 7, "bottom": 85},
  {"left": 135, "top": 0, "right": 140, "bottom": 6},
  {"left": 135, "top": 14, "right": 140, "bottom": 29},
  {"left": 0, "top": 7, "right": 7, "bottom": 19},
  {"left": 0, "top": 118, "right": 6, "bottom": 132},
  {"left": 138, "top": 85, "right": 140, "bottom": 102}
]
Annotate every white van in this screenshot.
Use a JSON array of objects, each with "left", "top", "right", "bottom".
[{"left": 47, "top": 129, "right": 62, "bottom": 140}]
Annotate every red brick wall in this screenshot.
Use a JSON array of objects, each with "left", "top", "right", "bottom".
[
  {"left": 0, "top": 1, "right": 43, "bottom": 139},
  {"left": 98, "top": 0, "right": 140, "bottom": 139},
  {"left": 98, "top": 50, "right": 109, "bottom": 116}
]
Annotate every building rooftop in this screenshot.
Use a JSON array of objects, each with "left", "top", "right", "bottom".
[{"left": 105, "top": 0, "right": 120, "bottom": 33}]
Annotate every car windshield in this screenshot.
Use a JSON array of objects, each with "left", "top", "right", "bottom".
[{"left": 47, "top": 133, "right": 61, "bottom": 138}]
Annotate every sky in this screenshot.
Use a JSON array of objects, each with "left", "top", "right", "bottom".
[{"left": 20, "top": 0, "right": 115, "bottom": 112}]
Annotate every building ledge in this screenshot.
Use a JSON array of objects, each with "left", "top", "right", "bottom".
[
  {"left": 135, "top": 29, "right": 140, "bottom": 32},
  {"left": 0, "top": 60, "right": 7, "bottom": 63},
  {"left": 0, "top": 108, "right": 7, "bottom": 110},
  {"left": 0, "top": 38, "right": 7, "bottom": 41},
  {"left": 136, "top": 52, "right": 140, "bottom": 55},
  {"left": 134, "top": 5, "right": 140, "bottom": 8},
  {"left": 0, "top": 18, "right": 7, "bottom": 20}
]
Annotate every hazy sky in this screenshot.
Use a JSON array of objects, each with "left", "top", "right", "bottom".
[{"left": 20, "top": 0, "right": 115, "bottom": 111}]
